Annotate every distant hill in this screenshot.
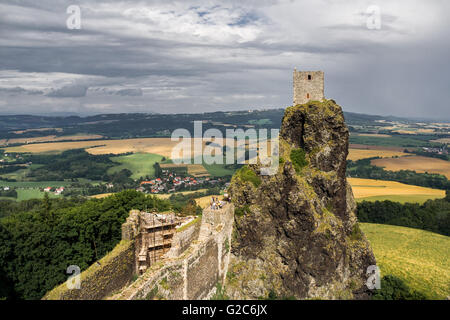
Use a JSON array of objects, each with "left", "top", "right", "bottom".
[{"left": 0, "top": 108, "right": 422, "bottom": 140}]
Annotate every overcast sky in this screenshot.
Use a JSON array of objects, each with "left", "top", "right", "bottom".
[{"left": 0, "top": 0, "right": 449, "bottom": 118}]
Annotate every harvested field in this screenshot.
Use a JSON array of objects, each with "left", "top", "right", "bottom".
[
  {"left": 3, "top": 138, "right": 213, "bottom": 160},
  {"left": 0, "top": 134, "right": 104, "bottom": 146},
  {"left": 348, "top": 148, "right": 407, "bottom": 161},
  {"left": 371, "top": 156, "right": 450, "bottom": 179},
  {"left": 348, "top": 177, "right": 445, "bottom": 200},
  {"left": 430, "top": 138, "right": 450, "bottom": 145},
  {"left": 160, "top": 163, "right": 210, "bottom": 177},
  {"left": 356, "top": 133, "right": 392, "bottom": 138}
]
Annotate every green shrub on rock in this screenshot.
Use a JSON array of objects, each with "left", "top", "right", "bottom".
[
  {"left": 290, "top": 148, "right": 308, "bottom": 173},
  {"left": 236, "top": 166, "right": 261, "bottom": 188}
]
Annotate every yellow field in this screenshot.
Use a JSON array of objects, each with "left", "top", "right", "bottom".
[
  {"left": 0, "top": 134, "right": 104, "bottom": 146},
  {"left": 371, "top": 156, "right": 450, "bottom": 179},
  {"left": 348, "top": 148, "right": 407, "bottom": 161},
  {"left": 3, "top": 137, "right": 210, "bottom": 159},
  {"left": 356, "top": 133, "right": 392, "bottom": 138},
  {"left": 156, "top": 189, "right": 208, "bottom": 199},
  {"left": 186, "top": 164, "right": 210, "bottom": 177},
  {"left": 430, "top": 138, "right": 450, "bottom": 145},
  {"left": 90, "top": 189, "right": 211, "bottom": 200},
  {"left": 360, "top": 223, "right": 450, "bottom": 299},
  {"left": 348, "top": 178, "right": 445, "bottom": 200},
  {"left": 194, "top": 194, "right": 222, "bottom": 208},
  {"left": 12, "top": 127, "right": 63, "bottom": 134},
  {"left": 90, "top": 193, "right": 114, "bottom": 199},
  {"left": 160, "top": 163, "right": 210, "bottom": 177}
]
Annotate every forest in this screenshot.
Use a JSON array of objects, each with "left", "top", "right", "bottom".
[
  {"left": 356, "top": 191, "right": 450, "bottom": 236},
  {"left": 0, "top": 190, "right": 173, "bottom": 300}
]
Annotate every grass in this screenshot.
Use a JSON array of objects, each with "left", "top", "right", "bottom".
[
  {"left": 176, "top": 216, "right": 201, "bottom": 233},
  {"left": 360, "top": 223, "right": 450, "bottom": 299},
  {"left": 235, "top": 166, "right": 261, "bottom": 188},
  {"left": 349, "top": 135, "right": 439, "bottom": 148},
  {"left": 155, "top": 189, "right": 208, "bottom": 199},
  {"left": 372, "top": 156, "right": 450, "bottom": 179},
  {"left": 290, "top": 147, "right": 308, "bottom": 173},
  {"left": 108, "top": 153, "right": 164, "bottom": 179},
  {"left": 0, "top": 189, "right": 63, "bottom": 202},
  {"left": 0, "top": 181, "right": 72, "bottom": 188},
  {"left": 348, "top": 178, "right": 445, "bottom": 201},
  {"left": 16, "top": 189, "right": 62, "bottom": 201},
  {"left": 203, "top": 163, "right": 236, "bottom": 177}
]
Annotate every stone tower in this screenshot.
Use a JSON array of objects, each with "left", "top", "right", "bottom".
[{"left": 293, "top": 69, "right": 324, "bottom": 105}]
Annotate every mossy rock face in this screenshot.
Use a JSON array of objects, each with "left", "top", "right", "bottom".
[{"left": 227, "top": 99, "right": 376, "bottom": 300}]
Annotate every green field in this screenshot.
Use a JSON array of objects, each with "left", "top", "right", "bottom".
[
  {"left": 356, "top": 194, "right": 445, "bottom": 204},
  {"left": 0, "top": 189, "right": 63, "bottom": 201},
  {"left": 165, "top": 156, "right": 238, "bottom": 177},
  {"left": 17, "top": 189, "right": 62, "bottom": 201},
  {"left": 360, "top": 223, "right": 450, "bottom": 299},
  {"left": 108, "top": 153, "right": 164, "bottom": 179},
  {"left": 0, "top": 164, "right": 44, "bottom": 181},
  {"left": 349, "top": 134, "right": 438, "bottom": 148},
  {"left": 0, "top": 181, "right": 71, "bottom": 188},
  {"left": 203, "top": 163, "right": 237, "bottom": 177}
]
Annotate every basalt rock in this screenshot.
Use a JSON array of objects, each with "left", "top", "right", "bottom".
[{"left": 226, "top": 99, "right": 376, "bottom": 300}]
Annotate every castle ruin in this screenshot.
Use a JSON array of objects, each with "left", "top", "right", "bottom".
[{"left": 293, "top": 69, "right": 324, "bottom": 105}]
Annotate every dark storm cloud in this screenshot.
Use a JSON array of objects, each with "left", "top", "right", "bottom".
[
  {"left": 47, "top": 84, "right": 88, "bottom": 98},
  {"left": 0, "top": 0, "right": 449, "bottom": 119},
  {"left": 0, "top": 87, "right": 43, "bottom": 95}
]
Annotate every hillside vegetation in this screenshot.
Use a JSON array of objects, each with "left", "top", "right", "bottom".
[
  {"left": 0, "top": 190, "right": 171, "bottom": 300},
  {"left": 361, "top": 223, "right": 450, "bottom": 299}
]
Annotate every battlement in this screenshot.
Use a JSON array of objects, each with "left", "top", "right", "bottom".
[{"left": 293, "top": 69, "right": 324, "bottom": 105}]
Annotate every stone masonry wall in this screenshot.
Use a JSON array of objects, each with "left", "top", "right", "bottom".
[
  {"left": 165, "top": 216, "right": 202, "bottom": 258},
  {"left": 111, "top": 204, "right": 234, "bottom": 300},
  {"left": 293, "top": 70, "right": 324, "bottom": 105}
]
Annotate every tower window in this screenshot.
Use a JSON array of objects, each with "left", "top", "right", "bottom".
[{"left": 308, "top": 75, "right": 312, "bottom": 80}]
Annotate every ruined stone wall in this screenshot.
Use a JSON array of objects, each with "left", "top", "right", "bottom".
[
  {"left": 293, "top": 70, "right": 324, "bottom": 105},
  {"left": 43, "top": 240, "right": 135, "bottom": 300},
  {"left": 111, "top": 204, "right": 234, "bottom": 300},
  {"left": 165, "top": 217, "right": 202, "bottom": 258}
]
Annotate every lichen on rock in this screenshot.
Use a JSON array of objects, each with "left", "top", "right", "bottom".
[{"left": 226, "top": 99, "right": 376, "bottom": 300}]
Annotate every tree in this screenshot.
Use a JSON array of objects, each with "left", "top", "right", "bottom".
[
  {"left": 372, "top": 275, "right": 426, "bottom": 300},
  {"left": 42, "top": 192, "right": 51, "bottom": 215}
]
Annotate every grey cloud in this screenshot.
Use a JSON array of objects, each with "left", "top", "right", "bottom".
[
  {"left": 0, "top": 0, "right": 449, "bottom": 119},
  {"left": 0, "top": 87, "right": 43, "bottom": 95},
  {"left": 114, "top": 88, "right": 143, "bottom": 96},
  {"left": 47, "top": 84, "right": 88, "bottom": 98}
]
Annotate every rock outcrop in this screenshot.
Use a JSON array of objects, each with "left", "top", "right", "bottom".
[{"left": 226, "top": 99, "right": 376, "bottom": 300}]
